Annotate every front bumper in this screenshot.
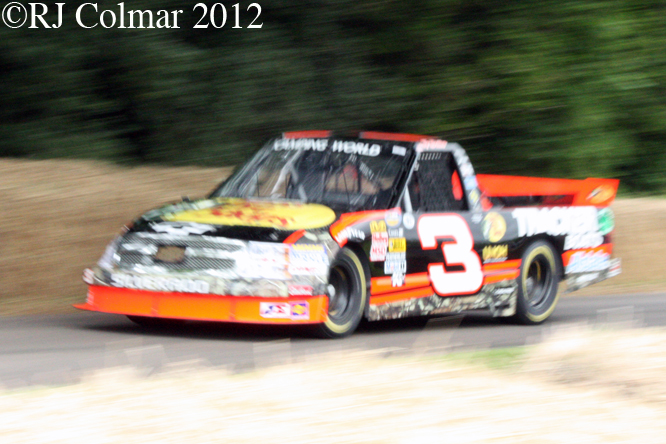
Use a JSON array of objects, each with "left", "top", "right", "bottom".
[{"left": 75, "top": 285, "right": 328, "bottom": 324}]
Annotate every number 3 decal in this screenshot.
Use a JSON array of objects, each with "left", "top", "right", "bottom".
[{"left": 418, "top": 214, "right": 483, "bottom": 296}]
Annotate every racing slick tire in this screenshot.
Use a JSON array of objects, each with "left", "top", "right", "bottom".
[
  {"left": 513, "top": 240, "right": 561, "bottom": 325},
  {"left": 127, "top": 315, "right": 187, "bottom": 329},
  {"left": 315, "top": 248, "right": 368, "bottom": 339}
]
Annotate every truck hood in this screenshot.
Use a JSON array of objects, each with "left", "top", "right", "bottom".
[{"left": 142, "top": 197, "right": 337, "bottom": 231}]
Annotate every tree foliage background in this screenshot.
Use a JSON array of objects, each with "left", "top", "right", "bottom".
[{"left": 1, "top": 0, "right": 665, "bottom": 193}]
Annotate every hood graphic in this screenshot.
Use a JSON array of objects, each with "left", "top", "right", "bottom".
[{"left": 162, "top": 198, "right": 336, "bottom": 230}]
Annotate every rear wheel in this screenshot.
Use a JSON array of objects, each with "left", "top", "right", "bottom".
[
  {"left": 513, "top": 240, "right": 561, "bottom": 325},
  {"left": 315, "top": 248, "right": 367, "bottom": 338}
]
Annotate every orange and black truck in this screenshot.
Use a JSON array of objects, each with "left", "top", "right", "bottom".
[{"left": 78, "top": 131, "right": 621, "bottom": 337}]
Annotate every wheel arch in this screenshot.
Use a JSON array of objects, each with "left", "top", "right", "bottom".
[{"left": 523, "top": 234, "right": 565, "bottom": 279}]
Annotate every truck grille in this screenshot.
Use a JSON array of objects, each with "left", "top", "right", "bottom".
[{"left": 116, "top": 233, "right": 243, "bottom": 273}]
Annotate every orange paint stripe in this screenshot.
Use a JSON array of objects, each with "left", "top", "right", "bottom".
[
  {"left": 370, "top": 286, "right": 435, "bottom": 305},
  {"left": 483, "top": 270, "right": 520, "bottom": 285},
  {"left": 371, "top": 272, "right": 430, "bottom": 295},
  {"left": 329, "top": 209, "right": 390, "bottom": 245},
  {"left": 283, "top": 229, "right": 305, "bottom": 244},
  {"left": 282, "top": 130, "right": 331, "bottom": 139},
  {"left": 482, "top": 260, "right": 521, "bottom": 272}
]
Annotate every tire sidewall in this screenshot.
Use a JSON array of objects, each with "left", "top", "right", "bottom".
[
  {"left": 515, "top": 241, "right": 560, "bottom": 324},
  {"left": 320, "top": 248, "right": 367, "bottom": 338}
]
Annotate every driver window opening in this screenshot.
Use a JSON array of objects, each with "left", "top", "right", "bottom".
[{"left": 408, "top": 151, "right": 468, "bottom": 212}]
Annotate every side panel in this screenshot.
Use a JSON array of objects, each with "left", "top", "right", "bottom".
[{"left": 332, "top": 205, "right": 617, "bottom": 321}]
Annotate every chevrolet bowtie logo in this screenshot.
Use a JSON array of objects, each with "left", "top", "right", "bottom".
[{"left": 154, "top": 245, "right": 186, "bottom": 264}]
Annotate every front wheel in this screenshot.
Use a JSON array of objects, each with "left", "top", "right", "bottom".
[
  {"left": 314, "top": 248, "right": 368, "bottom": 338},
  {"left": 513, "top": 240, "right": 561, "bottom": 325}
]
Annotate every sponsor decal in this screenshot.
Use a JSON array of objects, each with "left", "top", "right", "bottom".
[
  {"left": 370, "top": 220, "right": 387, "bottom": 234},
  {"left": 392, "top": 145, "right": 407, "bottom": 156},
  {"left": 150, "top": 222, "right": 215, "bottom": 236},
  {"left": 512, "top": 207, "right": 598, "bottom": 237},
  {"left": 464, "top": 175, "right": 479, "bottom": 190},
  {"left": 482, "top": 244, "right": 508, "bottom": 263},
  {"left": 334, "top": 227, "right": 365, "bottom": 244},
  {"left": 370, "top": 232, "right": 389, "bottom": 262},
  {"left": 564, "top": 233, "right": 604, "bottom": 250},
  {"left": 273, "top": 138, "right": 328, "bottom": 152},
  {"left": 111, "top": 273, "right": 210, "bottom": 294},
  {"left": 289, "top": 244, "right": 328, "bottom": 264},
  {"left": 249, "top": 242, "right": 289, "bottom": 260},
  {"left": 453, "top": 149, "right": 475, "bottom": 177},
  {"left": 154, "top": 245, "right": 186, "bottom": 264},
  {"left": 384, "top": 252, "right": 407, "bottom": 274},
  {"left": 274, "top": 138, "right": 383, "bottom": 157},
  {"left": 164, "top": 198, "right": 336, "bottom": 230},
  {"left": 469, "top": 189, "right": 480, "bottom": 205},
  {"left": 388, "top": 237, "right": 406, "bottom": 253},
  {"left": 246, "top": 242, "right": 290, "bottom": 280},
  {"left": 482, "top": 212, "right": 507, "bottom": 243},
  {"left": 331, "top": 140, "right": 381, "bottom": 157},
  {"left": 288, "top": 285, "right": 313, "bottom": 296},
  {"left": 566, "top": 250, "right": 611, "bottom": 274},
  {"left": 288, "top": 244, "right": 328, "bottom": 276},
  {"left": 290, "top": 302, "right": 310, "bottom": 320},
  {"left": 415, "top": 139, "right": 448, "bottom": 151},
  {"left": 385, "top": 209, "right": 402, "bottom": 228},
  {"left": 402, "top": 213, "right": 415, "bottom": 230},
  {"left": 587, "top": 185, "right": 615, "bottom": 205},
  {"left": 260, "top": 302, "right": 290, "bottom": 319},
  {"left": 597, "top": 208, "right": 615, "bottom": 235},
  {"left": 388, "top": 228, "right": 404, "bottom": 237},
  {"left": 391, "top": 272, "right": 405, "bottom": 287}
]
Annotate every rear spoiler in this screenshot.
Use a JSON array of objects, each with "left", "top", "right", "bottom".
[{"left": 476, "top": 175, "right": 619, "bottom": 207}]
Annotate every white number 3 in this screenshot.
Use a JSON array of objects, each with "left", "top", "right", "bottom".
[{"left": 418, "top": 214, "right": 483, "bottom": 296}]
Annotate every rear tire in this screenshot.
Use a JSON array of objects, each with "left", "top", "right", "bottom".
[
  {"left": 314, "top": 248, "right": 367, "bottom": 338},
  {"left": 513, "top": 240, "right": 561, "bottom": 325}
]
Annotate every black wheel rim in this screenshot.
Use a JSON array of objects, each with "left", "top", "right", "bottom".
[
  {"left": 328, "top": 264, "right": 352, "bottom": 321},
  {"left": 524, "top": 255, "right": 553, "bottom": 309}
]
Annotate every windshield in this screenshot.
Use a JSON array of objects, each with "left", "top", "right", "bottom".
[{"left": 211, "top": 137, "right": 412, "bottom": 211}]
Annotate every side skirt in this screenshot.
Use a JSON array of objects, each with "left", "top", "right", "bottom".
[{"left": 366, "top": 281, "right": 518, "bottom": 321}]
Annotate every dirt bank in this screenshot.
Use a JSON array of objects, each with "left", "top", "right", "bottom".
[{"left": 0, "top": 158, "right": 663, "bottom": 315}]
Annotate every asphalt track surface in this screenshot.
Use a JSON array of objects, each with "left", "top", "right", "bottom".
[{"left": 0, "top": 292, "right": 664, "bottom": 388}]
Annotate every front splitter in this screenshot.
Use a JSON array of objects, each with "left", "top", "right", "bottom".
[{"left": 75, "top": 285, "right": 328, "bottom": 324}]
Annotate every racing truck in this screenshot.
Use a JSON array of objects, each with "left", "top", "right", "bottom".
[{"left": 77, "top": 131, "right": 621, "bottom": 338}]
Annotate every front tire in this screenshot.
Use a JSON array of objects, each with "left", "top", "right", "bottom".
[
  {"left": 315, "top": 248, "right": 368, "bottom": 338},
  {"left": 513, "top": 240, "right": 561, "bottom": 325}
]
